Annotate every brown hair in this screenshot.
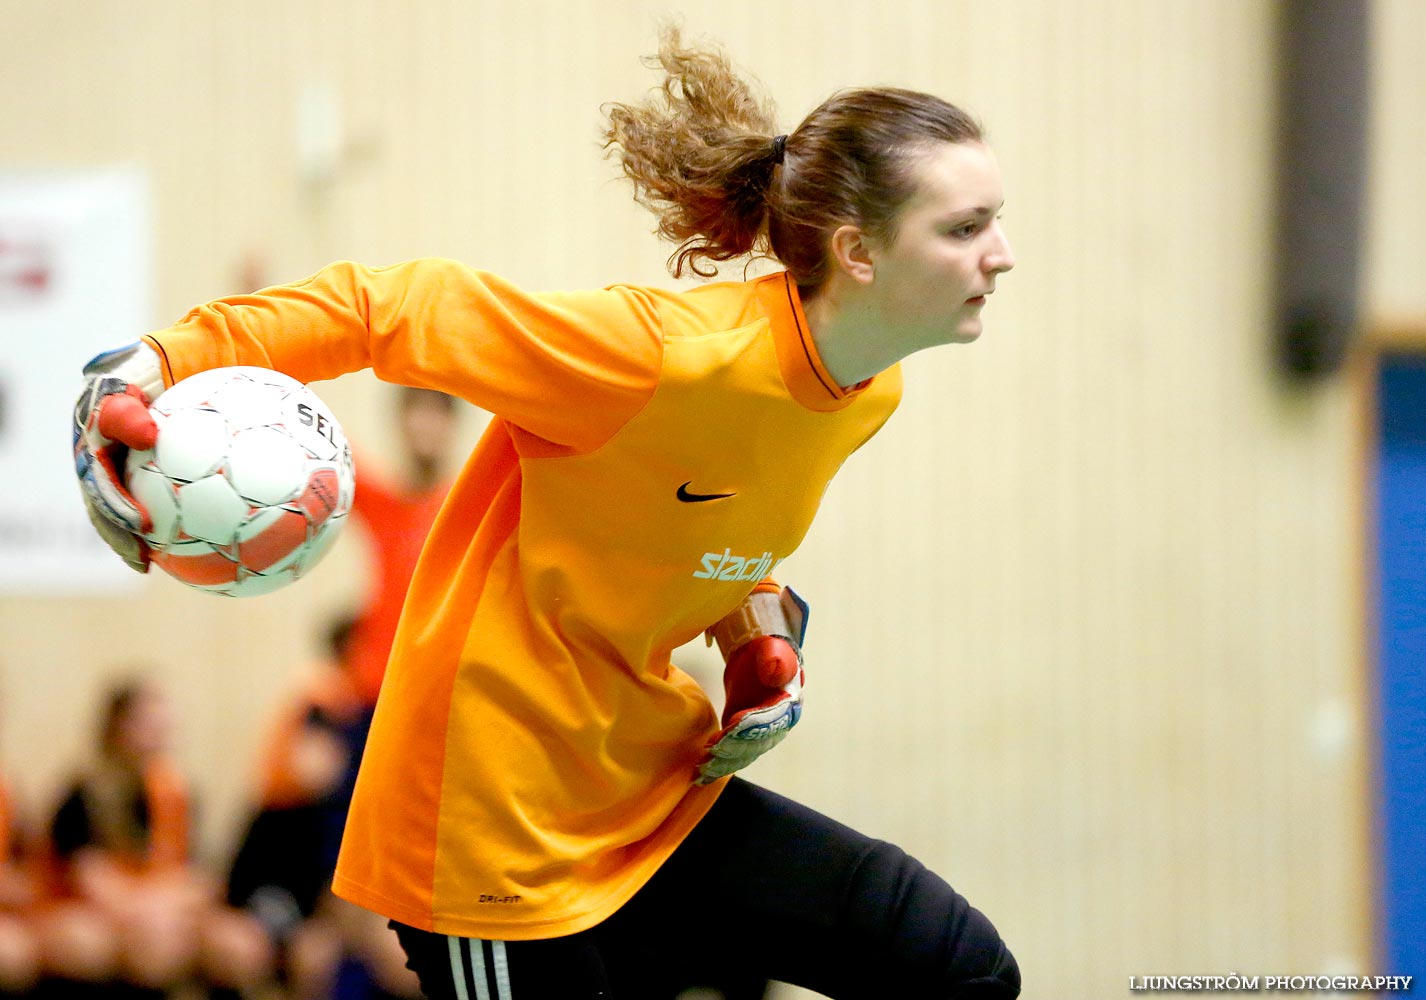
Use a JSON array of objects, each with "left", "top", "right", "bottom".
[
  {"left": 397, "top": 385, "right": 456, "bottom": 412},
  {"left": 96, "top": 677, "right": 153, "bottom": 757},
  {"left": 602, "top": 27, "right": 983, "bottom": 287}
]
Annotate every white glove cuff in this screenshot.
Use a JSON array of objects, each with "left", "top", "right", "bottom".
[
  {"left": 84, "top": 341, "right": 165, "bottom": 401},
  {"left": 706, "top": 587, "right": 806, "bottom": 662}
]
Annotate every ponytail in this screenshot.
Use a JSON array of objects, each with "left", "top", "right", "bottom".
[
  {"left": 602, "top": 26, "right": 782, "bottom": 278},
  {"left": 606, "top": 28, "right": 984, "bottom": 289}
]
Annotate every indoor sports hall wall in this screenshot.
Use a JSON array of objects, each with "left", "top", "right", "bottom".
[{"left": 1, "top": 1, "right": 1421, "bottom": 996}]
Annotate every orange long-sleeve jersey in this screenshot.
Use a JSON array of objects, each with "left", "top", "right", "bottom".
[{"left": 144, "top": 259, "right": 901, "bottom": 939}]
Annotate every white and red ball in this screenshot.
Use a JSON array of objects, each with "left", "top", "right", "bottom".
[{"left": 124, "top": 366, "right": 355, "bottom": 597}]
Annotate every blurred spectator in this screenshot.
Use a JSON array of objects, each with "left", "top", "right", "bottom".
[
  {"left": 0, "top": 772, "right": 39, "bottom": 996},
  {"left": 344, "top": 386, "right": 459, "bottom": 704},
  {"left": 233, "top": 615, "right": 364, "bottom": 920},
  {"left": 37, "top": 677, "right": 273, "bottom": 1000},
  {"left": 228, "top": 615, "right": 418, "bottom": 999}
]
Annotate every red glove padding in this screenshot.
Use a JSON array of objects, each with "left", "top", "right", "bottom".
[{"left": 695, "top": 634, "right": 804, "bottom": 785}]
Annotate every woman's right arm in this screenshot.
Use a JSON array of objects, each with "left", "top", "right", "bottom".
[
  {"left": 146, "top": 258, "right": 664, "bottom": 452},
  {"left": 76, "top": 257, "right": 665, "bottom": 570}
]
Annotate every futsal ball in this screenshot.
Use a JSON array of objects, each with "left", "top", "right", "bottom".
[{"left": 124, "top": 366, "right": 356, "bottom": 597}]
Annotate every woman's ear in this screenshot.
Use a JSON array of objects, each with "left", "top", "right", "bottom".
[{"left": 828, "top": 224, "right": 876, "bottom": 285}]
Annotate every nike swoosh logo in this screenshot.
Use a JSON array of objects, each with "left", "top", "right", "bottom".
[{"left": 677, "top": 482, "right": 736, "bottom": 503}]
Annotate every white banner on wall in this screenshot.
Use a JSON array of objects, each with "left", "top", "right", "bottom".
[{"left": 0, "top": 170, "right": 150, "bottom": 594}]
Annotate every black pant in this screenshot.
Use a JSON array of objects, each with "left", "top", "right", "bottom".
[{"left": 393, "top": 778, "right": 1019, "bottom": 999}]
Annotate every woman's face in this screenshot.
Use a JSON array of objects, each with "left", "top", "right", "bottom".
[
  {"left": 399, "top": 395, "right": 456, "bottom": 468},
  {"left": 868, "top": 141, "right": 1015, "bottom": 348},
  {"left": 111, "top": 688, "right": 172, "bottom": 762}
]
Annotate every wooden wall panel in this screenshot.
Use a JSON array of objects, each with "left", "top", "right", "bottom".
[{"left": 1367, "top": 0, "right": 1426, "bottom": 321}]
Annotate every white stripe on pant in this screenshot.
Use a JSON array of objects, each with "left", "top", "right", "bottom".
[{"left": 448, "top": 935, "right": 512, "bottom": 1000}]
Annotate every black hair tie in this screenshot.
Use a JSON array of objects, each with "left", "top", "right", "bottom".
[{"left": 771, "top": 134, "right": 788, "bottom": 163}]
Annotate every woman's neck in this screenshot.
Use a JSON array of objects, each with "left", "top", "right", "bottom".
[
  {"left": 800, "top": 285, "right": 904, "bottom": 388},
  {"left": 406, "top": 457, "right": 441, "bottom": 492}
]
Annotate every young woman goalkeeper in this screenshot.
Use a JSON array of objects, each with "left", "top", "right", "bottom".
[{"left": 73, "top": 28, "right": 1019, "bottom": 999}]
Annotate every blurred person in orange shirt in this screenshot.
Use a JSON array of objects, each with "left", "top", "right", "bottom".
[
  {"left": 344, "top": 386, "right": 460, "bottom": 706},
  {"left": 0, "top": 767, "right": 40, "bottom": 997},
  {"left": 38, "top": 678, "right": 274, "bottom": 1000},
  {"left": 229, "top": 616, "right": 418, "bottom": 1000}
]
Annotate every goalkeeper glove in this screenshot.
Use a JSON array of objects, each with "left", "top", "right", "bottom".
[
  {"left": 73, "top": 341, "right": 164, "bottom": 572},
  {"left": 695, "top": 585, "right": 809, "bottom": 785}
]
